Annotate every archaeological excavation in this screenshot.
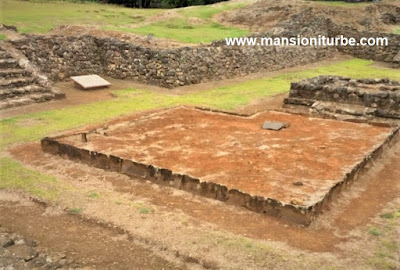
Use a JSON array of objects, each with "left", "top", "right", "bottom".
[
  {"left": 1, "top": 0, "right": 400, "bottom": 269},
  {"left": 41, "top": 105, "right": 399, "bottom": 225}
]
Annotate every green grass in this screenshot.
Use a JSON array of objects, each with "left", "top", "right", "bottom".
[
  {"left": 0, "top": 34, "right": 6, "bottom": 40},
  {"left": 0, "top": 0, "right": 163, "bottom": 33},
  {"left": 139, "top": 207, "right": 151, "bottom": 214},
  {"left": 369, "top": 227, "right": 382, "bottom": 236},
  {"left": 125, "top": 20, "right": 247, "bottom": 43},
  {"left": 394, "top": 27, "right": 400, "bottom": 35},
  {"left": 1, "top": 0, "right": 247, "bottom": 43},
  {"left": 0, "top": 157, "right": 59, "bottom": 200},
  {"left": 88, "top": 192, "right": 100, "bottom": 198},
  {"left": 69, "top": 207, "right": 83, "bottom": 214},
  {"left": 368, "top": 210, "right": 400, "bottom": 270},
  {"left": 1, "top": 59, "right": 399, "bottom": 152},
  {"left": 179, "top": 2, "right": 245, "bottom": 20},
  {"left": 380, "top": 213, "right": 394, "bottom": 219},
  {"left": 108, "top": 2, "right": 248, "bottom": 43}
]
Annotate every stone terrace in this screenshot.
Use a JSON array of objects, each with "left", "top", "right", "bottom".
[
  {"left": 284, "top": 76, "right": 400, "bottom": 120},
  {"left": 0, "top": 44, "right": 64, "bottom": 110}
]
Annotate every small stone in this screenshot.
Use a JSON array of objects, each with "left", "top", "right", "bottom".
[
  {"left": 262, "top": 121, "right": 289, "bottom": 131},
  {"left": 31, "top": 256, "right": 47, "bottom": 267},
  {"left": 0, "top": 235, "right": 14, "bottom": 248},
  {"left": 7, "top": 244, "right": 38, "bottom": 261},
  {"left": 293, "top": 181, "right": 303, "bottom": 186},
  {"left": 291, "top": 199, "right": 304, "bottom": 205},
  {"left": 14, "top": 239, "right": 25, "bottom": 245}
]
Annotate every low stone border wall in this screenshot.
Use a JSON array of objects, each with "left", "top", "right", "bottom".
[{"left": 40, "top": 109, "right": 399, "bottom": 225}]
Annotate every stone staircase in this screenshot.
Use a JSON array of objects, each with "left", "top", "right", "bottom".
[{"left": 0, "top": 45, "right": 64, "bottom": 110}]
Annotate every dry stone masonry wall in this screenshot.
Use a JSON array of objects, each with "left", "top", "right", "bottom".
[
  {"left": 8, "top": 22, "right": 400, "bottom": 89},
  {"left": 332, "top": 30, "right": 400, "bottom": 64},
  {"left": 11, "top": 35, "right": 331, "bottom": 88},
  {"left": 0, "top": 43, "right": 65, "bottom": 110},
  {"left": 285, "top": 76, "right": 400, "bottom": 120}
]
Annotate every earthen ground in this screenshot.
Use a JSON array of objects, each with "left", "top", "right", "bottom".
[
  {"left": 51, "top": 107, "right": 394, "bottom": 212},
  {"left": 3, "top": 138, "right": 400, "bottom": 252},
  {"left": 0, "top": 191, "right": 184, "bottom": 270}
]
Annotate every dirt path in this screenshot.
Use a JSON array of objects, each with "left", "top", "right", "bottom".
[{"left": 0, "top": 191, "right": 186, "bottom": 270}]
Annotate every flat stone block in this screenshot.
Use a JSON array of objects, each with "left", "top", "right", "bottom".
[{"left": 70, "top": 75, "right": 111, "bottom": 90}]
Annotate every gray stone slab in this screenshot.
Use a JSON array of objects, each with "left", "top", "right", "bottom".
[
  {"left": 70, "top": 75, "right": 111, "bottom": 89},
  {"left": 262, "top": 121, "right": 287, "bottom": 131}
]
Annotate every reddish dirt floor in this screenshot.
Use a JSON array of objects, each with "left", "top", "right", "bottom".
[{"left": 55, "top": 107, "right": 393, "bottom": 207}]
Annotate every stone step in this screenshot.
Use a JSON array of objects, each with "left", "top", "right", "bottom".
[
  {"left": 0, "top": 58, "right": 19, "bottom": 69},
  {"left": 0, "top": 68, "right": 30, "bottom": 79},
  {"left": 283, "top": 97, "right": 316, "bottom": 107},
  {"left": 0, "top": 84, "right": 51, "bottom": 99},
  {"left": 0, "top": 92, "right": 57, "bottom": 110},
  {"left": 0, "top": 77, "right": 36, "bottom": 89}
]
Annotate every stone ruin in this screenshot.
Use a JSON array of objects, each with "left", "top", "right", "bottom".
[
  {"left": 40, "top": 105, "right": 399, "bottom": 225},
  {"left": 1, "top": 18, "right": 399, "bottom": 110},
  {"left": 284, "top": 76, "right": 400, "bottom": 123},
  {"left": 0, "top": 43, "right": 65, "bottom": 110}
]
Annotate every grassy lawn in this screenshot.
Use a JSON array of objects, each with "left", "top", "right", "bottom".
[
  {"left": 0, "top": 0, "right": 163, "bottom": 33},
  {"left": 116, "top": 21, "right": 247, "bottom": 43},
  {"left": 1, "top": 59, "right": 399, "bottom": 152},
  {"left": 107, "top": 2, "right": 249, "bottom": 43},
  {"left": 1, "top": 0, "right": 247, "bottom": 43},
  {"left": 0, "top": 157, "right": 59, "bottom": 200}
]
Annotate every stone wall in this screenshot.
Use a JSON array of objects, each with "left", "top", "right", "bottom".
[
  {"left": 11, "top": 35, "right": 331, "bottom": 88},
  {"left": 275, "top": 11, "right": 400, "bottom": 64},
  {"left": 285, "top": 75, "right": 400, "bottom": 119},
  {"left": 9, "top": 26, "right": 399, "bottom": 89},
  {"left": 331, "top": 29, "right": 400, "bottom": 63}
]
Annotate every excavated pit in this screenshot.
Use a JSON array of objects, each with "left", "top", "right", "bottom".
[{"left": 41, "top": 107, "right": 399, "bottom": 225}]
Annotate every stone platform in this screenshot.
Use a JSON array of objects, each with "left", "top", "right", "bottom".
[{"left": 41, "top": 107, "right": 398, "bottom": 225}]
